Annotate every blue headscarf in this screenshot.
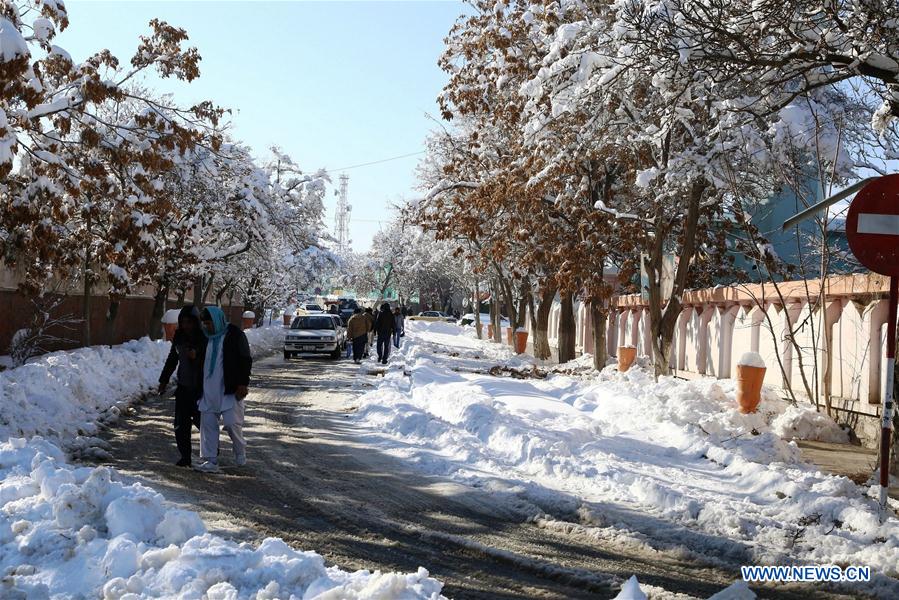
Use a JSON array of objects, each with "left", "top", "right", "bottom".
[{"left": 202, "top": 306, "right": 229, "bottom": 377}]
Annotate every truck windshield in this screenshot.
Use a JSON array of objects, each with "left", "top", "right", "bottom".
[{"left": 292, "top": 316, "right": 335, "bottom": 330}]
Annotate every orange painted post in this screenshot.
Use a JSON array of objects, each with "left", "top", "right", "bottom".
[
  {"left": 162, "top": 308, "right": 180, "bottom": 341},
  {"left": 735, "top": 365, "right": 766, "bottom": 413},
  {"left": 163, "top": 323, "right": 177, "bottom": 341},
  {"left": 487, "top": 323, "right": 494, "bottom": 340},
  {"left": 283, "top": 313, "right": 292, "bottom": 327},
  {"left": 514, "top": 329, "right": 528, "bottom": 354},
  {"left": 241, "top": 311, "right": 255, "bottom": 330},
  {"left": 506, "top": 326, "right": 514, "bottom": 346},
  {"left": 617, "top": 346, "right": 636, "bottom": 372}
]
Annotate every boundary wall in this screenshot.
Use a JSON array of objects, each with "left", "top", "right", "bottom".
[
  {"left": 525, "top": 273, "right": 893, "bottom": 446},
  {"left": 0, "top": 265, "right": 246, "bottom": 354}
]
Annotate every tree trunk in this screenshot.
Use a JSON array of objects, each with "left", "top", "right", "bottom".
[
  {"left": 216, "top": 283, "right": 229, "bottom": 305},
  {"left": 516, "top": 282, "right": 529, "bottom": 330},
  {"left": 177, "top": 287, "right": 186, "bottom": 305},
  {"left": 646, "top": 179, "right": 705, "bottom": 377},
  {"left": 103, "top": 300, "right": 120, "bottom": 346},
  {"left": 590, "top": 299, "right": 608, "bottom": 370},
  {"left": 490, "top": 282, "right": 502, "bottom": 342},
  {"left": 558, "top": 291, "right": 576, "bottom": 364},
  {"left": 533, "top": 284, "right": 557, "bottom": 360},
  {"left": 202, "top": 274, "right": 216, "bottom": 304},
  {"left": 149, "top": 282, "right": 168, "bottom": 340},
  {"left": 193, "top": 275, "right": 204, "bottom": 307},
  {"left": 82, "top": 276, "right": 92, "bottom": 347},
  {"left": 81, "top": 211, "right": 92, "bottom": 347},
  {"left": 495, "top": 270, "right": 518, "bottom": 330},
  {"left": 473, "top": 284, "right": 483, "bottom": 339}
]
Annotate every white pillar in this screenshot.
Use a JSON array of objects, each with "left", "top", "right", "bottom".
[
  {"left": 717, "top": 304, "right": 741, "bottom": 379},
  {"left": 697, "top": 305, "right": 715, "bottom": 375}
]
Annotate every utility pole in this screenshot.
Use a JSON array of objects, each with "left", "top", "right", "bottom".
[{"left": 334, "top": 174, "right": 352, "bottom": 255}]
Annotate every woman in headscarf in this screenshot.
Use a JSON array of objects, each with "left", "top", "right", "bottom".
[
  {"left": 158, "top": 305, "right": 205, "bottom": 467},
  {"left": 194, "top": 306, "right": 253, "bottom": 473}
]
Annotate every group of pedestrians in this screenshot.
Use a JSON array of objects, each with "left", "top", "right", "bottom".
[
  {"left": 345, "top": 302, "right": 404, "bottom": 364},
  {"left": 158, "top": 305, "right": 252, "bottom": 474},
  {"left": 157, "top": 301, "right": 407, "bottom": 472}
]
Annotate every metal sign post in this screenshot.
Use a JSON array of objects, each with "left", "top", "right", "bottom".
[
  {"left": 880, "top": 278, "right": 898, "bottom": 509},
  {"left": 844, "top": 175, "right": 899, "bottom": 515},
  {"left": 786, "top": 174, "right": 899, "bottom": 516}
]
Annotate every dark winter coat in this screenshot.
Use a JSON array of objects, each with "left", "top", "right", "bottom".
[
  {"left": 221, "top": 323, "right": 252, "bottom": 395},
  {"left": 160, "top": 306, "right": 205, "bottom": 392},
  {"left": 374, "top": 308, "right": 397, "bottom": 336},
  {"left": 394, "top": 313, "right": 405, "bottom": 333}
]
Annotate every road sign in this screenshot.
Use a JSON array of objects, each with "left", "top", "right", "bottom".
[
  {"left": 845, "top": 174, "right": 899, "bottom": 277},
  {"left": 785, "top": 175, "right": 899, "bottom": 517},
  {"left": 845, "top": 176, "right": 899, "bottom": 514}
]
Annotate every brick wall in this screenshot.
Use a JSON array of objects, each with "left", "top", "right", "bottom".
[{"left": 0, "top": 289, "right": 245, "bottom": 354}]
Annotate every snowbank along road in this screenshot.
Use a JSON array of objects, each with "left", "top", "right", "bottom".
[{"left": 99, "top": 352, "right": 858, "bottom": 599}]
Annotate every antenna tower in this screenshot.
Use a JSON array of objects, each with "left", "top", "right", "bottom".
[{"left": 334, "top": 174, "right": 352, "bottom": 254}]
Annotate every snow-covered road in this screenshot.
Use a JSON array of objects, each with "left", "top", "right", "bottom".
[
  {"left": 99, "top": 353, "right": 769, "bottom": 599},
  {"left": 347, "top": 322, "right": 896, "bottom": 599}
]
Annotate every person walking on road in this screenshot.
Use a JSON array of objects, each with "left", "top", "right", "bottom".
[
  {"left": 194, "top": 306, "right": 253, "bottom": 474},
  {"left": 346, "top": 308, "right": 369, "bottom": 364},
  {"left": 393, "top": 306, "right": 404, "bottom": 349},
  {"left": 363, "top": 306, "right": 375, "bottom": 358},
  {"left": 374, "top": 302, "right": 397, "bottom": 364},
  {"left": 158, "top": 305, "right": 205, "bottom": 467}
]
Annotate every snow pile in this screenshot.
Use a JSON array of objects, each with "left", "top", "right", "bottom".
[
  {"left": 404, "top": 320, "right": 465, "bottom": 337},
  {"left": 243, "top": 323, "right": 287, "bottom": 354},
  {"left": 736, "top": 352, "right": 766, "bottom": 369},
  {"left": 0, "top": 325, "right": 286, "bottom": 441},
  {"left": 613, "top": 575, "right": 647, "bottom": 599},
  {"left": 0, "top": 437, "right": 445, "bottom": 599},
  {"left": 0, "top": 338, "right": 169, "bottom": 440},
  {"left": 353, "top": 326, "right": 898, "bottom": 592}
]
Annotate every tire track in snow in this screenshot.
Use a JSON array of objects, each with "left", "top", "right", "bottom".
[{"left": 96, "top": 355, "right": 856, "bottom": 599}]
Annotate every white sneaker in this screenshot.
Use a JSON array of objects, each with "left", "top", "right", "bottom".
[
  {"left": 193, "top": 461, "right": 220, "bottom": 473},
  {"left": 235, "top": 454, "right": 247, "bottom": 466}
]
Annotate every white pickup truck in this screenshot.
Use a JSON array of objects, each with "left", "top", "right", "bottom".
[{"left": 284, "top": 315, "right": 347, "bottom": 360}]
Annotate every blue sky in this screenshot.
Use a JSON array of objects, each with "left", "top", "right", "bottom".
[{"left": 58, "top": 1, "right": 466, "bottom": 251}]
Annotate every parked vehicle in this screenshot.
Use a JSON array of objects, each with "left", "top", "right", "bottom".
[
  {"left": 459, "top": 313, "right": 510, "bottom": 327},
  {"left": 337, "top": 298, "right": 359, "bottom": 324},
  {"left": 284, "top": 315, "right": 347, "bottom": 359},
  {"left": 408, "top": 310, "right": 455, "bottom": 323},
  {"left": 297, "top": 303, "right": 325, "bottom": 315}
]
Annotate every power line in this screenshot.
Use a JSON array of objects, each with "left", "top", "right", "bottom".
[{"left": 328, "top": 151, "right": 424, "bottom": 173}]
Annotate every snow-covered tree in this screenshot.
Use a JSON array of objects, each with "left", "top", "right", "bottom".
[
  {"left": 0, "top": 3, "right": 332, "bottom": 346},
  {"left": 0, "top": 2, "right": 224, "bottom": 344}
]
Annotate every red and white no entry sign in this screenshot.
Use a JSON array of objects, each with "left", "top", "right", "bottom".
[
  {"left": 783, "top": 174, "right": 899, "bottom": 514},
  {"left": 845, "top": 175, "right": 899, "bottom": 513},
  {"left": 846, "top": 174, "right": 899, "bottom": 277}
]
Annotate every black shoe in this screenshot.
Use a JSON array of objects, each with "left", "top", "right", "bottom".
[{"left": 176, "top": 458, "right": 191, "bottom": 467}]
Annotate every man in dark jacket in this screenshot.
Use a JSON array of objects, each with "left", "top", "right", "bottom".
[
  {"left": 374, "top": 302, "right": 397, "bottom": 364},
  {"left": 194, "top": 306, "right": 252, "bottom": 474},
  {"left": 158, "top": 305, "right": 205, "bottom": 467}
]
